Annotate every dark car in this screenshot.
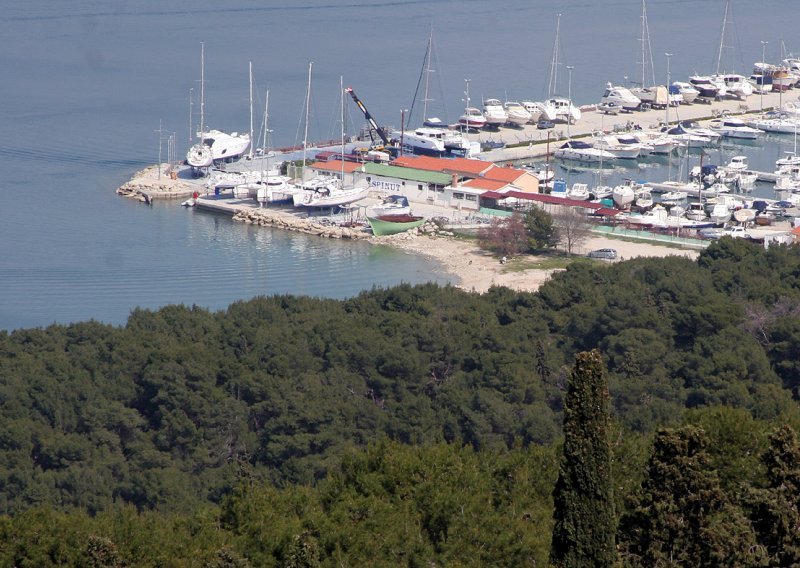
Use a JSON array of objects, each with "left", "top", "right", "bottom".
[
  {"left": 587, "top": 248, "right": 617, "bottom": 260},
  {"left": 537, "top": 119, "right": 555, "bottom": 130}
]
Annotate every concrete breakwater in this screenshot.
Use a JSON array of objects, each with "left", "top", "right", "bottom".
[{"left": 116, "top": 164, "right": 196, "bottom": 202}]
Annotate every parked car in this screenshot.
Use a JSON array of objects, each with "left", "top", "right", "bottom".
[
  {"left": 587, "top": 248, "right": 617, "bottom": 259},
  {"left": 721, "top": 225, "right": 751, "bottom": 239},
  {"left": 699, "top": 227, "right": 725, "bottom": 240},
  {"left": 537, "top": 119, "right": 555, "bottom": 130}
]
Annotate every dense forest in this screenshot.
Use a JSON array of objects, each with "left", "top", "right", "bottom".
[{"left": 1, "top": 238, "right": 799, "bottom": 565}]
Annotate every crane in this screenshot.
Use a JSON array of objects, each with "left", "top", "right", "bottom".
[{"left": 344, "top": 87, "right": 392, "bottom": 148}]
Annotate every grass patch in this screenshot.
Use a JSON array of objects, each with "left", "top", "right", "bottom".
[
  {"left": 595, "top": 233, "right": 705, "bottom": 250},
  {"left": 503, "top": 253, "right": 591, "bottom": 272}
]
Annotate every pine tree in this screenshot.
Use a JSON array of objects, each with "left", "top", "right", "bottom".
[
  {"left": 618, "top": 425, "right": 764, "bottom": 567},
  {"left": 549, "top": 350, "right": 616, "bottom": 567}
]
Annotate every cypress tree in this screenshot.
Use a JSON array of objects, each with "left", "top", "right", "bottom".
[
  {"left": 549, "top": 350, "right": 616, "bottom": 567},
  {"left": 618, "top": 425, "right": 763, "bottom": 567}
]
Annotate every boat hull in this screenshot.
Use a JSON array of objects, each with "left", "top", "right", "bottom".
[{"left": 367, "top": 214, "right": 425, "bottom": 236}]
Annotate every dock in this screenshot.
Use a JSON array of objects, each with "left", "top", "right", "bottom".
[{"left": 474, "top": 89, "right": 799, "bottom": 164}]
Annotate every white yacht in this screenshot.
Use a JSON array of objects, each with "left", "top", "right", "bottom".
[
  {"left": 592, "top": 133, "right": 640, "bottom": 159},
  {"left": 391, "top": 127, "right": 447, "bottom": 156},
  {"left": 600, "top": 83, "right": 641, "bottom": 111},
  {"left": 671, "top": 81, "right": 700, "bottom": 104},
  {"left": 482, "top": 98, "right": 508, "bottom": 127},
  {"left": 540, "top": 97, "right": 581, "bottom": 123},
  {"left": 630, "top": 131, "right": 680, "bottom": 154},
  {"left": 503, "top": 101, "right": 531, "bottom": 126},
  {"left": 554, "top": 140, "right": 615, "bottom": 163},
  {"left": 707, "top": 117, "right": 763, "bottom": 139},
  {"left": 711, "top": 74, "right": 753, "bottom": 99},
  {"left": 521, "top": 101, "right": 544, "bottom": 123},
  {"left": 186, "top": 130, "right": 251, "bottom": 168}
]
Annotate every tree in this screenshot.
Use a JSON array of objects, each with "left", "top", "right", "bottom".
[
  {"left": 477, "top": 212, "right": 529, "bottom": 256},
  {"left": 553, "top": 207, "right": 591, "bottom": 255},
  {"left": 524, "top": 206, "right": 558, "bottom": 251},
  {"left": 550, "top": 350, "right": 616, "bottom": 567},
  {"left": 618, "top": 425, "right": 763, "bottom": 567},
  {"left": 747, "top": 425, "right": 800, "bottom": 566}
]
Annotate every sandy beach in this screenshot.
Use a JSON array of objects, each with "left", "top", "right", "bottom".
[{"left": 386, "top": 233, "right": 701, "bottom": 294}]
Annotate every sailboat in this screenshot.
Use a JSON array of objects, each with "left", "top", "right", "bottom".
[
  {"left": 405, "top": 28, "right": 472, "bottom": 156},
  {"left": 293, "top": 75, "right": 369, "bottom": 208},
  {"left": 629, "top": 0, "right": 669, "bottom": 108},
  {"left": 185, "top": 43, "right": 250, "bottom": 169},
  {"left": 709, "top": 0, "right": 753, "bottom": 99},
  {"left": 540, "top": 14, "right": 581, "bottom": 124}
]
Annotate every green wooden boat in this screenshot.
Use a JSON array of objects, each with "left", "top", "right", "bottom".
[{"left": 367, "top": 214, "right": 425, "bottom": 236}]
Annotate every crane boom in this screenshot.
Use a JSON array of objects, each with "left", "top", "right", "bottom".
[{"left": 345, "top": 87, "right": 391, "bottom": 146}]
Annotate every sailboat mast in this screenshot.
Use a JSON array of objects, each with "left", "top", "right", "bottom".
[
  {"left": 199, "top": 42, "right": 205, "bottom": 142},
  {"left": 423, "top": 27, "right": 433, "bottom": 123},
  {"left": 249, "top": 61, "right": 254, "bottom": 159},
  {"left": 715, "top": 0, "right": 730, "bottom": 75},
  {"left": 548, "top": 14, "right": 561, "bottom": 97},
  {"left": 340, "top": 75, "right": 345, "bottom": 186},
  {"left": 302, "top": 61, "right": 313, "bottom": 172}
]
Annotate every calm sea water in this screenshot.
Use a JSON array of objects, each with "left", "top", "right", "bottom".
[{"left": 1, "top": 0, "right": 798, "bottom": 330}]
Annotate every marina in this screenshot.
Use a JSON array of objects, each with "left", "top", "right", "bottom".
[{"left": 4, "top": 0, "right": 800, "bottom": 331}]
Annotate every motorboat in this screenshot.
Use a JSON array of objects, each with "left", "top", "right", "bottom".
[
  {"left": 391, "top": 127, "right": 447, "bottom": 156},
  {"left": 725, "top": 155, "right": 749, "bottom": 171},
  {"left": 554, "top": 140, "right": 615, "bottom": 163},
  {"left": 186, "top": 130, "right": 251, "bottom": 167},
  {"left": 482, "top": 98, "right": 508, "bottom": 127},
  {"left": 592, "top": 133, "right": 640, "bottom": 159},
  {"left": 671, "top": 81, "right": 700, "bottom": 104},
  {"left": 776, "top": 152, "right": 800, "bottom": 168},
  {"left": 503, "top": 101, "right": 531, "bottom": 127},
  {"left": 781, "top": 101, "right": 800, "bottom": 118},
  {"left": 689, "top": 75, "right": 725, "bottom": 99},
  {"left": 635, "top": 189, "right": 654, "bottom": 209},
  {"left": 566, "top": 182, "right": 591, "bottom": 200},
  {"left": 600, "top": 83, "right": 641, "bottom": 111},
  {"left": 458, "top": 107, "right": 487, "bottom": 130},
  {"left": 541, "top": 97, "right": 581, "bottom": 123},
  {"left": 624, "top": 204, "right": 714, "bottom": 229},
  {"left": 630, "top": 85, "right": 669, "bottom": 108},
  {"left": 367, "top": 194, "right": 412, "bottom": 216},
  {"left": 708, "top": 202, "right": 732, "bottom": 225},
  {"left": 616, "top": 133, "right": 654, "bottom": 156},
  {"left": 630, "top": 131, "right": 680, "bottom": 154},
  {"left": 521, "top": 101, "right": 544, "bottom": 123},
  {"left": 667, "top": 85, "right": 684, "bottom": 106},
  {"left": 712, "top": 74, "right": 753, "bottom": 99},
  {"left": 661, "top": 123, "right": 717, "bottom": 148},
  {"left": 612, "top": 180, "right": 640, "bottom": 208},
  {"left": 660, "top": 190, "right": 688, "bottom": 204},
  {"left": 707, "top": 117, "right": 763, "bottom": 139},
  {"left": 678, "top": 120, "right": 722, "bottom": 141}
]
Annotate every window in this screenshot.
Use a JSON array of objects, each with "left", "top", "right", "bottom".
[
  {"left": 465, "top": 194, "right": 477, "bottom": 202},
  {"left": 453, "top": 192, "right": 465, "bottom": 200},
  {"left": 418, "top": 184, "right": 423, "bottom": 191}
]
